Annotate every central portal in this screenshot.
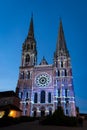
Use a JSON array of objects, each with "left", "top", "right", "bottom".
[
  {"left": 40, "top": 106, "right": 45, "bottom": 117},
  {"left": 41, "top": 110, "right": 45, "bottom": 117}
]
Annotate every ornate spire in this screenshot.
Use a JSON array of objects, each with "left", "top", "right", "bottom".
[
  {"left": 56, "top": 19, "right": 69, "bottom": 57},
  {"left": 28, "top": 14, "right": 34, "bottom": 39},
  {"left": 40, "top": 56, "right": 48, "bottom": 65},
  {"left": 22, "top": 15, "right": 37, "bottom": 66}
]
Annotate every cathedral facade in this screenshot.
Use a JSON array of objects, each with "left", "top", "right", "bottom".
[{"left": 16, "top": 16, "right": 76, "bottom": 117}]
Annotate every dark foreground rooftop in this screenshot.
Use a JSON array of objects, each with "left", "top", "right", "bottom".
[{"left": 0, "top": 91, "right": 18, "bottom": 98}]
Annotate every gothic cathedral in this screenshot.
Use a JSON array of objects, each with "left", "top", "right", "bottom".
[{"left": 16, "top": 16, "right": 76, "bottom": 117}]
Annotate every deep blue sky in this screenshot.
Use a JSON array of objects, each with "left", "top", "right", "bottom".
[{"left": 0, "top": 0, "right": 87, "bottom": 113}]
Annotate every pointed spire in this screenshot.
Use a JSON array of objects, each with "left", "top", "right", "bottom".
[
  {"left": 28, "top": 14, "right": 34, "bottom": 39},
  {"left": 56, "top": 19, "right": 69, "bottom": 56},
  {"left": 57, "top": 19, "right": 67, "bottom": 51}
]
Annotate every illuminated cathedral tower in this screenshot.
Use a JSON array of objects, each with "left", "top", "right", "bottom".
[
  {"left": 16, "top": 16, "right": 76, "bottom": 117},
  {"left": 53, "top": 20, "right": 76, "bottom": 116}
]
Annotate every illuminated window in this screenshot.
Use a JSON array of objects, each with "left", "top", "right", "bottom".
[
  {"left": 48, "top": 92, "right": 51, "bottom": 103},
  {"left": 58, "top": 89, "right": 60, "bottom": 97},
  {"left": 0, "top": 111, "right": 5, "bottom": 118},
  {"left": 65, "top": 89, "right": 68, "bottom": 97},
  {"left": 8, "top": 110, "right": 17, "bottom": 118},
  {"left": 34, "top": 93, "right": 38, "bottom": 103},
  {"left": 26, "top": 92, "right": 28, "bottom": 99},
  {"left": 41, "top": 91, "right": 45, "bottom": 103},
  {"left": 58, "top": 70, "right": 60, "bottom": 76}
]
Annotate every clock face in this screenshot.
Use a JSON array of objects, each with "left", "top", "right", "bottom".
[{"left": 36, "top": 73, "right": 51, "bottom": 87}]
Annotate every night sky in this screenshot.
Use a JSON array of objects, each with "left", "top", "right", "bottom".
[{"left": 0, "top": 0, "right": 87, "bottom": 113}]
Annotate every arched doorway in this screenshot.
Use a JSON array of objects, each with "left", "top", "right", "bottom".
[
  {"left": 41, "top": 110, "right": 45, "bottom": 117},
  {"left": 32, "top": 107, "right": 37, "bottom": 117},
  {"left": 33, "top": 111, "right": 36, "bottom": 117},
  {"left": 40, "top": 106, "right": 45, "bottom": 117},
  {"left": 49, "top": 108, "right": 52, "bottom": 115}
]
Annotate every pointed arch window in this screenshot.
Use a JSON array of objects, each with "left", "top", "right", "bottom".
[
  {"left": 58, "top": 89, "right": 60, "bottom": 97},
  {"left": 26, "top": 71, "right": 30, "bottom": 79},
  {"left": 41, "top": 91, "right": 45, "bottom": 103},
  {"left": 61, "top": 61, "right": 63, "bottom": 67},
  {"left": 26, "top": 92, "right": 28, "bottom": 99},
  {"left": 58, "top": 70, "right": 60, "bottom": 76},
  {"left": 25, "top": 54, "right": 30, "bottom": 64},
  {"left": 21, "top": 92, "right": 23, "bottom": 99},
  {"left": 48, "top": 92, "right": 51, "bottom": 103},
  {"left": 34, "top": 93, "right": 38, "bottom": 103},
  {"left": 65, "top": 89, "right": 68, "bottom": 97},
  {"left": 65, "top": 69, "right": 67, "bottom": 76}
]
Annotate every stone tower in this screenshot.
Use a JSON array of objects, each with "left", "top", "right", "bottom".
[
  {"left": 22, "top": 15, "right": 37, "bottom": 67},
  {"left": 53, "top": 20, "right": 76, "bottom": 116},
  {"left": 16, "top": 16, "right": 37, "bottom": 116},
  {"left": 16, "top": 17, "right": 76, "bottom": 117}
]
